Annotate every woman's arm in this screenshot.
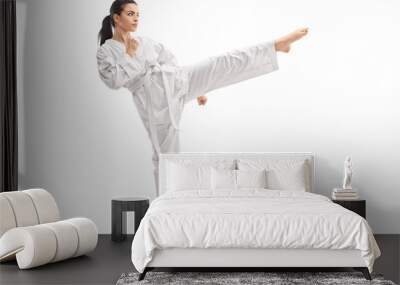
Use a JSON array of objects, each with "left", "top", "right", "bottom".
[
  {"left": 146, "top": 37, "right": 178, "bottom": 66},
  {"left": 96, "top": 46, "right": 144, "bottom": 90}
]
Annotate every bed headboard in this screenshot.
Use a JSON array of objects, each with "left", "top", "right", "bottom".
[{"left": 158, "top": 152, "right": 315, "bottom": 196}]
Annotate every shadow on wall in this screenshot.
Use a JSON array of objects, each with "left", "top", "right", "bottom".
[{"left": 17, "top": 0, "right": 63, "bottom": 200}]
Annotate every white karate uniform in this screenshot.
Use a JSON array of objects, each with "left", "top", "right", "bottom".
[{"left": 96, "top": 35, "right": 279, "bottom": 195}]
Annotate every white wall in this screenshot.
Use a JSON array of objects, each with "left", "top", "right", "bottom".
[{"left": 17, "top": 0, "right": 400, "bottom": 234}]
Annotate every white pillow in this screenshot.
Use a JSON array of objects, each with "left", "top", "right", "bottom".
[
  {"left": 268, "top": 162, "right": 307, "bottom": 191},
  {"left": 211, "top": 168, "right": 237, "bottom": 190},
  {"left": 167, "top": 162, "right": 212, "bottom": 191},
  {"left": 211, "top": 168, "right": 268, "bottom": 190},
  {"left": 236, "top": 169, "right": 267, "bottom": 189},
  {"left": 237, "top": 159, "right": 309, "bottom": 191}
]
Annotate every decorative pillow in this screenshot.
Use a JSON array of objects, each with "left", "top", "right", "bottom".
[
  {"left": 236, "top": 169, "right": 268, "bottom": 189},
  {"left": 166, "top": 162, "right": 212, "bottom": 191},
  {"left": 237, "top": 159, "right": 310, "bottom": 191},
  {"left": 267, "top": 164, "right": 306, "bottom": 191},
  {"left": 211, "top": 168, "right": 237, "bottom": 190}
]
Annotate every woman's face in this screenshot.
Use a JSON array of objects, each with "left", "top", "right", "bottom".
[{"left": 113, "top": 3, "right": 139, "bottom": 32}]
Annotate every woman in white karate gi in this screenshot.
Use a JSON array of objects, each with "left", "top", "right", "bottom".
[{"left": 96, "top": 0, "right": 308, "bottom": 194}]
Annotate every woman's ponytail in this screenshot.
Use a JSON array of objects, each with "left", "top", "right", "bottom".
[{"left": 98, "top": 15, "right": 113, "bottom": 46}]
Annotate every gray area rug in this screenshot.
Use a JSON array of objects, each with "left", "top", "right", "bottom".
[{"left": 116, "top": 271, "right": 396, "bottom": 285}]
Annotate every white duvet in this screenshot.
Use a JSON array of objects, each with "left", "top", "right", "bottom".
[{"left": 131, "top": 189, "right": 381, "bottom": 273}]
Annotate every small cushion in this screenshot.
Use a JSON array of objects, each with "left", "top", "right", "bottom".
[
  {"left": 211, "top": 168, "right": 237, "bottom": 190},
  {"left": 236, "top": 169, "right": 268, "bottom": 188},
  {"left": 167, "top": 162, "right": 212, "bottom": 191},
  {"left": 237, "top": 159, "right": 309, "bottom": 191}
]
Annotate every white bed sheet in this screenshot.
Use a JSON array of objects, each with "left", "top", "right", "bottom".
[{"left": 131, "top": 189, "right": 381, "bottom": 273}]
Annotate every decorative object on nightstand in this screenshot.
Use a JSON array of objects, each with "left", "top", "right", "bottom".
[
  {"left": 332, "top": 199, "right": 366, "bottom": 219},
  {"left": 111, "top": 197, "right": 149, "bottom": 242},
  {"left": 342, "top": 156, "right": 353, "bottom": 190},
  {"left": 332, "top": 156, "right": 359, "bottom": 200}
]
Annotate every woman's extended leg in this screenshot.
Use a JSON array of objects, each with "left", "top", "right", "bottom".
[
  {"left": 182, "top": 27, "right": 309, "bottom": 104},
  {"left": 182, "top": 40, "right": 279, "bottom": 104}
]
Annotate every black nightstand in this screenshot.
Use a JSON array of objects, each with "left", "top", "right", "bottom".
[
  {"left": 111, "top": 197, "right": 149, "bottom": 241},
  {"left": 332, "top": 199, "right": 366, "bottom": 219}
]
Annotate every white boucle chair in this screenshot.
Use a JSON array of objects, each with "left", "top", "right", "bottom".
[{"left": 0, "top": 188, "right": 98, "bottom": 269}]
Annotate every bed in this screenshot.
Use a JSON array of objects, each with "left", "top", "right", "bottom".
[{"left": 131, "top": 152, "right": 381, "bottom": 281}]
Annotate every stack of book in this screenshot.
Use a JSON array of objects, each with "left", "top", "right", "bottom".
[{"left": 332, "top": 188, "right": 359, "bottom": 200}]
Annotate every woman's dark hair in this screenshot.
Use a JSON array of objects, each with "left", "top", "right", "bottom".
[{"left": 98, "top": 0, "right": 137, "bottom": 46}]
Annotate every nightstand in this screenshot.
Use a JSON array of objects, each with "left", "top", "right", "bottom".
[
  {"left": 111, "top": 197, "right": 149, "bottom": 241},
  {"left": 332, "top": 199, "right": 366, "bottom": 219}
]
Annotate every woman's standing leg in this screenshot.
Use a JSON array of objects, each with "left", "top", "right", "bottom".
[
  {"left": 182, "top": 40, "right": 279, "bottom": 104},
  {"left": 151, "top": 151, "right": 160, "bottom": 195},
  {"left": 151, "top": 124, "right": 180, "bottom": 196}
]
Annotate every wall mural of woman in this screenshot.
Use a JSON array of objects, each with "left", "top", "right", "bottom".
[{"left": 96, "top": 0, "right": 308, "bottom": 194}]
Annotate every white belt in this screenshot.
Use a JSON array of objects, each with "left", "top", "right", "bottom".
[{"left": 141, "top": 61, "right": 180, "bottom": 155}]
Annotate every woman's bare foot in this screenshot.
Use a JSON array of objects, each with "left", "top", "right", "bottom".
[{"left": 274, "top": 27, "right": 309, "bottom": 53}]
